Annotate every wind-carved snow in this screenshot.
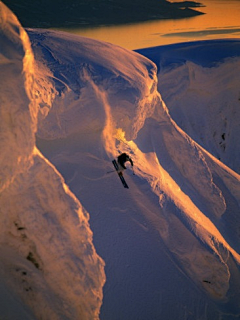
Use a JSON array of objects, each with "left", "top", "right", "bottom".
[
  {"left": 1, "top": 2, "right": 240, "bottom": 319},
  {"left": 29, "top": 25, "right": 240, "bottom": 319},
  {"left": 163, "top": 59, "right": 240, "bottom": 173},
  {"left": 0, "top": 3, "right": 105, "bottom": 320},
  {"left": 139, "top": 42, "right": 240, "bottom": 174},
  {"left": 29, "top": 28, "right": 157, "bottom": 142},
  {"left": 118, "top": 95, "right": 240, "bottom": 300}
]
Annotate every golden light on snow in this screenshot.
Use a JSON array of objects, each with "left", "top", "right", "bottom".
[
  {"left": 114, "top": 128, "right": 127, "bottom": 143},
  {"left": 2, "top": 1, "right": 240, "bottom": 318},
  {"left": 20, "top": 27, "right": 38, "bottom": 130}
]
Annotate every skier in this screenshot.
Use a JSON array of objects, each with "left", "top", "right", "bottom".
[{"left": 117, "top": 152, "right": 133, "bottom": 175}]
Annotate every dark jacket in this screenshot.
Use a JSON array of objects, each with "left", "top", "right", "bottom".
[{"left": 117, "top": 153, "right": 133, "bottom": 169}]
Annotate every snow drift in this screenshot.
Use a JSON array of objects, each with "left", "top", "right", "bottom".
[{"left": 1, "top": 2, "right": 240, "bottom": 320}]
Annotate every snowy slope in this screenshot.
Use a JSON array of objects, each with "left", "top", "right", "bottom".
[
  {"left": 137, "top": 41, "right": 240, "bottom": 174},
  {"left": 31, "top": 28, "right": 240, "bottom": 320},
  {"left": 1, "top": 2, "right": 240, "bottom": 320},
  {"left": 0, "top": 3, "right": 105, "bottom": 320}
]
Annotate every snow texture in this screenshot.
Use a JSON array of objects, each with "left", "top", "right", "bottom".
[
  {"left": 137, "top": 40, "right": 240, "bottom": 174},
  {"left": 1, "top": 2, "right": 240, "bottom": 320},
  {"left": 0, "top": 3, "right": 105, "bottom": 319}
]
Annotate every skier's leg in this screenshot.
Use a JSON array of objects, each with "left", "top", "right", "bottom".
[{"left": 117, "top": 161, "right": 125, "bottom": 175}]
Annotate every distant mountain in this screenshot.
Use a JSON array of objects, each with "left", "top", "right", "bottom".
[{"left": 2, "top": 0, "right": 204, "bottom": 28}]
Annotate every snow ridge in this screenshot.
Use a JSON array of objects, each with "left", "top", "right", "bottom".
[
  {"left": 119, "top": 94, "right": 240, "bottom": 300},
  {"left": 139, "top": 41, "right": 240, "bottom": 174},
  {"left": 0, "top": 3, "right": 105, "bottom": 319},
  {"left": 1, "top": 2, "right": 240, "bottom": 319},
  {"left": 31, "top": 27, "right": 240, "bottom": 318}
]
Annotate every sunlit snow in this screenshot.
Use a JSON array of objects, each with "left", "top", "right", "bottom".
[{"left": 1, "top": 2, "right": 240, "bottom": 320}]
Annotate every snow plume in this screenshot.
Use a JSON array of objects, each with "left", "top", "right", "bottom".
[
  {"left": 27, "top": 25, "right": 240, "bottom": 317},
  {"left": 0, "top": 3, "right": 105, "bottom": 319},
  {"left": 2, "top": 2, "right": 240, "bottom": 319},
  {"left": 29, "top": 28, "right": 157, "bottom": 143}
]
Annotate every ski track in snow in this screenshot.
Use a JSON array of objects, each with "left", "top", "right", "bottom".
[{"left": 1, "top": 2, "right": 240, "bottom": 319}]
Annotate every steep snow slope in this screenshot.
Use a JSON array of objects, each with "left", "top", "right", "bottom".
[
  {"left": 1, "top": 2, "right": 240, "bottom": 320},
  {"left": 0, "top": 3, "right": 105, "bottom": 319},
  {"left": 137, "top": 40, "right": 240, "bottom": 174},
  {"left": 30, "top": 28, "right": 240, "bottom": 320}
]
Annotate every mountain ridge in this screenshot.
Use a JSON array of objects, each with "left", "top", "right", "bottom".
[{"left": 1, "top": 2, "right": 240, "bottom": 319}]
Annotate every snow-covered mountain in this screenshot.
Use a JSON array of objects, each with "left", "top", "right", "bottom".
[
  {"left": 137, "top": 40, "right": 240, "bottom": 174},
  {"left": 0, "top": 3, "right": 105, "bottom": 319},
  {"left": 1, "top": 2, "right": 240, "bottom": 320}
]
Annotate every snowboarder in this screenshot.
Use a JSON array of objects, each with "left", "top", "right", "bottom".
[{"left": 117, "top": 153, "right": 133, "bottom": 175}]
